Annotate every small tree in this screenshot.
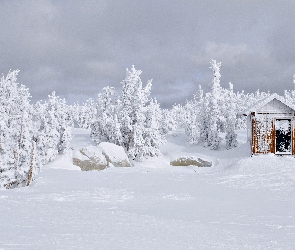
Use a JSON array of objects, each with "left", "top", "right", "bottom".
[
  {"left": 88, "top": 66, "right": 168, "bottom": 161},
  {"left": 205, "top": 60, "right": 222, "bottom": 149},
  {"left": 160, "top": 108, "right": 177, "bottom": 136},
  {"left": 34, "top": 92, "right": 73, "bottom": 165},
  {"left": 119, "top": 65, "right": 152, "bottom": 160},
  {"left": 47, "top": 92, "right": 73, "bottom": 155},
  {"left": 0, "top": 70, "right": 40, "bottom": 188},
  {"left": 73, "top": 98, "right": 97, "bottom": 129},
  {"left": 35, "top": 101, "right": 60, "bottom": 164},
  {"left": 183, "top": 85, "right": 203, "bottom": 145},
  {"left": 225, "top": 83, "right": 238, "bottom": 149},
  {"left": 90, "top": 86, "right": 119, "bottom": 144},
  {"left": 143, "top": 99, "right": 166, "bottom": 157}
]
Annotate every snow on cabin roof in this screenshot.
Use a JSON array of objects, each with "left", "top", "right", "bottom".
[{"left": 242, "top": 93, "right": 295, "bottom": 116}]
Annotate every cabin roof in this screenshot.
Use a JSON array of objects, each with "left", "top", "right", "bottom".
[{"left": 242, "top": 93, "right": 295, "bottom": 116}]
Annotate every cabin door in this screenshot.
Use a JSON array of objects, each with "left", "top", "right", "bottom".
[{"left": 275, "top": 119, "right": 292, "bottom": 154}]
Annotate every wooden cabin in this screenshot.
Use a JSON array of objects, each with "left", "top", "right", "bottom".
[{"left": 242, "top": 93, "right": 295, "bottom": 155}]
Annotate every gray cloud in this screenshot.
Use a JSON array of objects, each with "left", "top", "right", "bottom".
[{"left": 1, "top": 0, "right": 295, "bottom": 107}]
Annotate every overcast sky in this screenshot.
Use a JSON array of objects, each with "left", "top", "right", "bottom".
[{"left": 1, "top": 0, "right": 295, "bottom": 107}]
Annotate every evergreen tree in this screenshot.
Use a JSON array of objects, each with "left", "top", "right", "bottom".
[
  {"left": 90, "top": 86, "right": 119, "bottom": 144},
  {"left": 143, "top": 99, "right": 166, "bottom": 157},
  {"left": 184, "top": 85, "right": 203, "bottom": 145},
  {"left": 73, "top": 98, "right": 97, "bottom": 129},
  {"left": 206, "top": 60, "right": 222, "bottom": 149},
  {"left": 119, "top": 65, "right": 152, "bottom": 160},
  {"left": 0, "top": 70, "right": 40, "bottom": 188},
  {"left": 47, "top": 92, "right": 73, "bottom": 155},
  {"left": 34, "top": 92, "right": 73, "bottom": 165},
  {"left": 225, "top": 83, "right": 238, "bottom": 149},
  {"left": 160, "top": 109, "right": 177, "bottom": 136},
  {"left": 35, "top": 101, "right": 60, "bottom": 164}
]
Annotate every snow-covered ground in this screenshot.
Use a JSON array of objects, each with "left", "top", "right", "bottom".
[{"left": 1, "top": 128, "right": 295, "bottom": 249}]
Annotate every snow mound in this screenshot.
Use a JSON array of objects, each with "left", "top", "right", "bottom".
[
  {"left": 73, "top": 146, "right": 108, "bottom": 171},
  {"left": 45, "top": 154, "right": 81, "bottom": 171},
  {"left": 98, "top": 142, "right": 131, "bottom": 167},
  {"left": 217, "top": 154, "right": 295, "bottom": 190}
]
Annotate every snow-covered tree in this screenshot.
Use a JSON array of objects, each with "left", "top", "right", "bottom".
[
  {"left": 0, "top": 70, "right": 40, "bottom": 188},
  {"left": 87, "top": 66, "right": 169, "bottom": 160},
  {"left": 118, "top": 66, "right": 152, "bottom": 160},
  {"left": 73, "top": 98, "right": 97, "bottom": 129},
  {"left": 205, "top": 60, "right": 222, "bottom": 149},
  {"left": 183, "top": 85, "right": 204, "bottom": 145},
  {"left": 47, "top": 92, "right": 73, "bottom": 155},
  {"left": 171, "top": 104, "right": 186, "bottom": 128},
  {"left": 142, "top": 99, "right": 166, "bottom": 158},
  {"left": 179, "top": 61, "right": 241, "bottom": 149},
  {"left": 160, "top": 108, "right": 177, "bottom": 136},
  {"left": 34, "top": 101, "right": 60, "bottom": 164},
  {"left": 225, "top": 83, "right": 238, "bottom": 149},
  {"left": 34, "top": 91, "right": 73, "bottom": 166},
  {"left": 90, "top": 86, "right": 123, "bottom": 145}
]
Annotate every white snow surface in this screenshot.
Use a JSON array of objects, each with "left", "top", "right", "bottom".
[{"left": 1, "top": 128, "right": 295, "bottom": 249}]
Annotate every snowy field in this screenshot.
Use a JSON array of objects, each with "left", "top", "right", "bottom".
[{"left": 1, "top": 129, "right": 295, "bottom": 249}]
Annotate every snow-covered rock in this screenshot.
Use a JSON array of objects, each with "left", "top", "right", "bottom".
[
  {"left": 170, "top": 156, "right": 212, "bottom": 167},
  {"left": 98, "top": 142, "right": 131, "bottom": 167},
  {"left": 73, "top": 146, "right": 108, "bottom": 171},
  {"left": 73, "top": 143, "right": 131, "bottom": 170}
]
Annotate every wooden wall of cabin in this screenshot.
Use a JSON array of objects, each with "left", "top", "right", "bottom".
[
  {"left": 252, "top": 113, "right": 295, "bottom": 155},
  {"left": 293, "top": 117, "right": 295, "bottom": 155},
  {"left": 251, "top": 114, "right": 275, "bottom": 154}
]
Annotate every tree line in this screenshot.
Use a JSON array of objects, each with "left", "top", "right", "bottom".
[{"left": 1, "top": 61, "right": 293, "bottom": 188}]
